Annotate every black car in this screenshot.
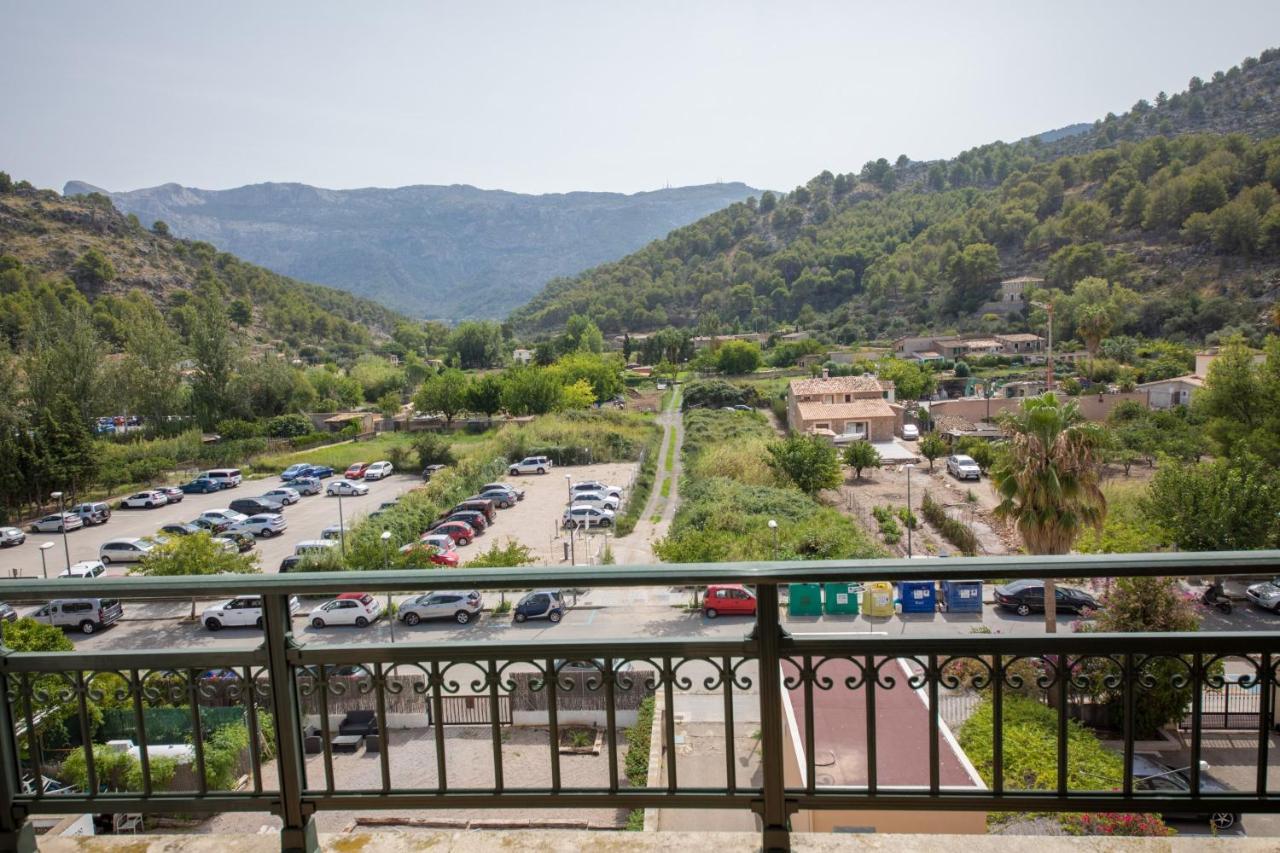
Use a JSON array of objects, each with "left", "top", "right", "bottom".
[
  {"left": 513, "top": 589, "right": 565, "bottom": 623},
  {"left": 993, "top": 579, "right": 1099, "bottom": 617},
  {"left": 228, "top": 497, "right": 285, "bottom": 516},
  {"left": 279, "top": 555, "right": 303, "bottom": 573},
  {"left": 1133, "top": 754, "right": 1241, "bottom": 831}
]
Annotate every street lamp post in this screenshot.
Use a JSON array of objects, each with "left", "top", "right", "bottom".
[
  {"left": 50, "top": 491, "right": 71, "bottom": 571},
  {"left": 768, "top": 518, "right": 779, "bottom": 560},
  {"left": 336, "top": 491, "right": 346, "bottom": 555},
  {"left": 565, "top": 474, "right": 572, "bottom": 501},
  {"left": 904, "top": 464, "right": 915, "bottom": 557},
  {"left": 38, "top": 542, "right": 54, "bottom": 579},
  {"left": 380, "top": 530, "right": 394, "bottom": 643}
]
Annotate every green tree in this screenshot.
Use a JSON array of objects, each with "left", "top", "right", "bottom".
[
  {"left": 466, "top": 374, "right": 506, "bottom": 420},
  {"left": 1060, "top": 277, "right": 1139, "bottom": 357},
  {"left": 447, "top": 321, "right": 503, "bottom": 369},
  {"left": 918, "top": 433, "right": 947, "bottom": 471},
  {"left": 115, "top": 298, "right": 183, "bottom": 429},
  {"left": 767, "top": 435, "right": 841, "bottom": 494},
  {"left": 72, "top": 249, "right": 116, "bottom": 288},
  {"left": 1142, "top": 460, "right": 1279, "bottom": 550},
  {"left": 36, "top": 394, "right": 100, "bottom": 496},
  {"left": 715, "top": 340, "right": 762, "bottom": 375},
  {"left": 413, "top": 368, "right": 471, "bottom": 426},
  {"left": 944, "top": 243, "right": 1000, "bottom": 314},
  {"left": 189, "top": 274, "right": 241, "bottom": 429},
  {"left": 558, "top": 378, "right": 596, "bottom": 410},
  {"left": 561, "top": 315, "right": 605, "bottom": 354},
  {"left": 131, "top": 533, "right": 260, "bottom": 618},
  {"left": 842, "top": 440, "right": 882, "bottom": 479},
  {"left": 151, "top": 220, "right": 170, "bottom": 236},
  {"left": 412, "top": 432, "right": 455, "bottom": 467},
  {"left": 991, "top": 394, "right": 1107, "bottom": 632},
  {"left": 552, "top": 351, "right": 624, "bottom": 402},
  {"left": 876, "top": 358, "right": 937, "bottom": 401},
  {"left": 1195, "top": 336, "right": 1280, "bottom": 464}
]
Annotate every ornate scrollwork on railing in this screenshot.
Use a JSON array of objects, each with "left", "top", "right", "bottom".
[
  {"left": 938, "top": 654, "right": 993, "bottom": 691},
  {"left": 1003, "top": 655, "right": 1061, "bottom": 692},
  {"left": 1202, "top": 653, "right": 1261, "bottom": 691},
  {"left": 1066, "top": 654, "right": 1126, "bottom": 693},
  {"left": 139, "top": 668, "right": 191, "bottom": 706},
  {"left": 613, "top": 657, "right": 665, "bottom": 691},
  {"left": 1134, "top": 653, "right": 1194, "bottom": 693}
]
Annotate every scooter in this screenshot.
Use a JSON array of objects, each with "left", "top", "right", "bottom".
[{"left": 1201, "top": 582, "right": 1233, "bottom": 615}]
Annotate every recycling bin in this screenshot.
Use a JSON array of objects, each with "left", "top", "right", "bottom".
[
  {"left": 861, "top": 582, "right": 896, "bottom": 617},
  {"left": 823, "top": 582, "right": 861, "bottom": 616},
  {"left": 940, "top": 579, "right": 983, "bottom": 614},
  {"left": 898, "top": 580, "right": 938, "bottom": 614},
  {"left": 788, "top": 583, "right": 823, "bottom": 617}
]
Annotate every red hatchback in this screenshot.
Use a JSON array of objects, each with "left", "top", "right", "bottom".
[
  {"left": 703, "top": 584, "right": 757, "bottom": 618},
  {"left": 430, "top": 521, "right": 476, "bottom": 547},
  {"left": 344, "top": 463, "right": 369, "bottom": 479}
]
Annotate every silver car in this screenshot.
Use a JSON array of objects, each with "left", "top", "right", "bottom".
[
  {"left": 30, "top": 513, "right": 84, "bottom": 533},
  {"left": 946, "top": 454, "right": 981, "bottom": 480},
  {"left": 0, "top": 527, "right": 25, "bottom": 547},
  {"left": 260, "top": 487, "right": 301, "bottom": 506},
  {"left": 399, "top": 590, "right": 483, "bottom": 625},
  {"left": 1246, "top": 578, "right": 1280, "bottom": 613}
]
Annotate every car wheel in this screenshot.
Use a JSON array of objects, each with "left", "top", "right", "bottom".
[
  {"left": 312, "top": 618, "right": 326, "bottom": 629},
  {"left": 706, "top": 608, "right": 719, "bottom": 619},
  {"left": 455, "top": 611, "right": 471, "bottom": 624},
  {"left": 403, "top": 612, "right": 421, "bottom": 626},
  {"left": 514, "top": 612, "right": 527, "bottom": 623},
  {"left": 205, "top": 618, "right": 222, "bottom": 631},
  {"left": 255, "top": 617, "right": 263, "bottom": 629},
  {"left": 601, "top": 519, "right": 612, "bottom": 528},
  {"left": 537, "top": 467, "right": 546, "bottom": 474},
  {"left": 80, "top": 621, "right": 96, "bottom": 635},
  {"left": 1015, "top": 603, "right": 1032, "bottom": 617},
  {"left": 1209, "top": 813, "right": 1237, "bottom": 830},
  {"left": 355, "top": 616, "right": 369, "bottom": 627},
  {"left": 509, "top": 469, "right": 520, "bottom": 476},
  {"left": 458, "top": 537, "right": 470, "bottom": 546},
  {"left": 548, "top": 610, "right": 562, "bottom": 623},
  {"left": 101, "top": 556, "right": 112, "bottom": 564}
]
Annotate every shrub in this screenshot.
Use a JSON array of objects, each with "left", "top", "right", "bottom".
[
  {"left": 920, "top": 492, "right": 978, "bottom": 555},
  {"left": 412, "top": 432, "right": 456, "bottom": 468},
  {"left": 265, "top": 414, "right": 313, "bottom": 438},
  {"left": 623, "top": 696, "right": 656, "bottom": 830},
  {"left": 215, "top": 419, "right": 264, "bottom": 440},
  {"left": 767, "top": 434, "right": 841, "bottom": 494}
]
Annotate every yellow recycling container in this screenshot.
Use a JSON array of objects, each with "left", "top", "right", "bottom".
[{"left": 862, "top": 581, "right": 895, "bottom": 617}]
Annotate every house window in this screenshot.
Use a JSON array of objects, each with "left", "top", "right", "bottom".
[
  {"left": 814, "top": 422, "right": 830, "bottom": 431},
  {"left": 844, "top": 394, "right": 851, "bottom": 403},
  {"left": 842, "top": 422, "right": 866, "bottom": 436}
]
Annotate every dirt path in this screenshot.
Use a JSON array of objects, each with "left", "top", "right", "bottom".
[{"left": 612, "top": 389, "right": 684, "bottom": 564}]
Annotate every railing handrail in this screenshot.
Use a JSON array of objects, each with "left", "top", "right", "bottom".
[{"left": 7, "top": 549, "right": 1278, "bottom": 599}]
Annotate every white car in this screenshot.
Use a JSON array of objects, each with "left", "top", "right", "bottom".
[
  {"left": 294, "top": 539, "right": 339, "bottom": 557},
  {"left": 946, "top": 454, "right": 982, "bottom": 481},
  {"left": 259, "top": 487, "right": 301, "bottom": 506},
  {"left": 202, "top": 595, "right": 301, "bottom": 630},
  {"left": 399, "top": 533, "right": 456, "bottom": 555},
  {"left": 326, "top": 480, "right": 369, "bottom": 497},
  {"left": 29, "top": 513, "right": 83, "bottom": 533},
  {"left": 210, "top": 536, "right": 240, "bottom": 554},
  {"left": 122, "top": 490, "right": 169, "bottom": 509},
  {"left": 508, "top": 455, "right": 552, "bottom": 476},
  {"left": 99, "top": 538, "right": 154, "bottom": 564},
  {"left": 571, "top": 481, "right": 622, "bottom": 499},
  {"left": 571, "top": 492, "right": 620, "bottom": 511},
  {"left": 0, "top": 527, "right": 25, "bottom": 547},
  {"left": 363, "top": 461, "right": 393, "bottom": 481},
  {"left": 199, "top": 509, "right": 249, "bottom": 526},
  {"left": 902, "top": 424, "right": 920, "bottom": 441},
  {"left": 229, "top": 514, "right": 287, "bottom": 538},
  {"left": 59, "top": 560, "right": 106, "bottom": 580},
  {"left": 321, "top": 524, "right": 348, "bottom": 541},
  {"left": 1246, "top": 578, "right": 1280, "bottom": 613},
  {"left": 563, "top": 504, "right": 615, "bottom": 529},
  {"left": 308, "top": 593, "right": 383, "bottom": 628}
]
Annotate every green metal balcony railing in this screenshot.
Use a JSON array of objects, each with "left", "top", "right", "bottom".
[{"left": 0, "top": 551, "right": 1277, "bottom": 853}]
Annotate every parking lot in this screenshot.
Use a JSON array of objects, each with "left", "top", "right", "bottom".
[{"left": 0, "top": 473, "right": 423, "bottom": 578}]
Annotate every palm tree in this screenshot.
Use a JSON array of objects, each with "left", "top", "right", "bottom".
[{"left": 991, "top": 393, "right": 1107, "bottom": 632}]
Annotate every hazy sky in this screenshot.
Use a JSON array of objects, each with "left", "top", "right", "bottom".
[{"left": 7, "top": 2, "right": 1280, "bottom": 195}]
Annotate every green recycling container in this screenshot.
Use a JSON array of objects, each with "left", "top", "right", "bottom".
[
  {"left": 788, "top": 583, "right": 823, "bottom": 617},
  {"left": 823, "top": 583, "right": 860, "bottom": 615}
]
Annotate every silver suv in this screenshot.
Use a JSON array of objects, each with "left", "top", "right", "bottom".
[
  {"left": 31, "top": 598, "right": 124, "bottom": 634},
  {"left": 508, "top": 456, "right": 552, "bottom": 476},
  {"left": 71, "top": 502, "right": 112, "bottom": 525},
  {"left": 399, "top": 590, "right": 483, "bottom": 625}
]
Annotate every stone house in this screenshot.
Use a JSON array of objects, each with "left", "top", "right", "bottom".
[{"left": 787, "top": 373, "right": 897, "bottom": 443}]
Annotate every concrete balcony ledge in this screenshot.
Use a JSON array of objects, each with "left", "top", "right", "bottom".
[{"left": 35, "top": 833, "right": 1279, "bottom": 853}]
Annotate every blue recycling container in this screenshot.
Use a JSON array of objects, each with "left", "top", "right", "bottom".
[
  {"left": 940, "top": 579, "right": 983, "bottom": 613},
  {"left": 897, "top": 580, "right": 937, "bottom": 614}
]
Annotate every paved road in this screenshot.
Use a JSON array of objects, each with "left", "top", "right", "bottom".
[{"left": 0, "top": 474, "right": 424, "bottom": 578}]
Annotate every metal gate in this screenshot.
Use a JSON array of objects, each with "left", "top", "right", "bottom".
[
  {"left": 428, "top": 694, "right": 512, "bottom": 726},
  {"left": 1181, "top": 679, "right": 1266, "bottom": 731}
]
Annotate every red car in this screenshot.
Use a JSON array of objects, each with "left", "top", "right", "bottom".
[
  {"left": 400, "top": 543, "right": 460, "bottom": 567},
  {"left": 429, "top": 521, "right": 476, "bottom": 547},
  {"left": 703, "top": 584, "right": 757, "bottom": 618},
  {"left": 344, "top": 463, "right": 369, "bottom": 480}
]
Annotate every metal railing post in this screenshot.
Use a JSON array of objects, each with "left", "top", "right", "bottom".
[
  {"left": 261, "top": 594, "right": 318, "bottom": 853},
  {"left": 0, "top": 654, "right": 34, "bottom": 853},
  {"left": 753, "top": 582, "right": 791, "bottom": 852}
]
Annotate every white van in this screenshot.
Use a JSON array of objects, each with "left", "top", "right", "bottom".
[{"left": 202, "top": 469, "right": 243, "bottom": 489}]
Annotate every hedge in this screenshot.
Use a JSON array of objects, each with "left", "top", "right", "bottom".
[{"left": 920, "top": 492, "right": 978, "bottom": 556}]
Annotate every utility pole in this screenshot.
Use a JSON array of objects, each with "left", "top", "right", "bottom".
[{"left": 1045, "top": 300, "right": 1055, "bottom": 392}]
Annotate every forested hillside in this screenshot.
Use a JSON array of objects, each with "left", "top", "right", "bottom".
[
  {"left": 0, "top": 177, "right": 404, "bottom": 357},
  {"left": 512, "top": 48, "right": 1280, "bottom": 346}
]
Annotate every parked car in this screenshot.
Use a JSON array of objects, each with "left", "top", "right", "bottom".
[
  {"left": 121, "top": 490, "right": 168, "bottom": 509},
  {"left": 71, "top": 502, "right": 112, "bottom": 525},
  {"left": 30, "top": 513, "right": 83, "bottom": 533},
  {"left": 571, "top": 481, "right": 622, "bottom": 499},
  {"left": 993, "top": 579, "right": 1099, "bottom": 616},
  {"left": 99, "top": 538, "right": 154, "bottom": 564},
  {"left": 570, "top": 492, "right": 620, "bottom": 512},
  {"left": 280, "top": 463, "right": 311, "bottom": 481},
  {"left": 290, "top": 476, "right": 322, "bottom": 496},
  {"left": 508, "top": 455, "right": 552, "bottom": 476},
  {"left": 300, "top": 465, "right": 335, "bottom": 479},
  {"left": 201, "top": 468, "right": 243, "bottom": 489},
  {"left": 1132, "top": 754, "right": 1241, "bottom": 829},
  {"left": 563, "top": 505, "right": 614, "bottom": 529},
  {"left": 260, "top": 487, "right": 301, "bottom": 506},
  {"left": 199, "top": 509, "right": 248, "bottom": 526},
  {"left": 429, "top": 521, "right": 476, "bottom": 546},
  {"left": 398, "top": 541, "right": 460, "bottom": 567},
  {"left": 320, "top": 524, "right": 348, "bottom": 541},
  {"left": 0, "top": 527, "right": 26, "bottom": 547},
  {"left": 225, "top": 530, "right": 258, "bottom": 552},
  {"left": 157, "top": 486, "right": 184, "bottom": 504},
  {"left": 703, "top": 584, "right": 757, "bottom": 618},
  {"left": 59, "top": 561, "right": 106, "bottom": 580},
  {"left": 294, "top": 539, "right": 339, "bottom": 557},
  {"left": 211, "top": 535, "right": 245, "bottom": 554},
  {"left": 0, "top": 603, "right": 16, "bottom": 622},
  {"left": 946, "top": 454, "right": 982, "bottom": 480},
  {"left": 309, "top": 592, "right": 383, "bottom": 628},
  {"left": 439, "top": 510, "right": 487, "bottom": 533},
  {"left": 202, "top": 595, "right": 301, "bottom": 630},
  {"left": 180, "top": 477, "right": 222, "bottom": 494},
  {"left": 1246, "top": 577, "right": 1280, "bottom": 613},
  {"left": 901, "top": 424, "right": 920, "bottom": 441},
  {"left": 159, "top": 522, "right": 202, "bottom": 537},
  {"left": 399, "top": 590, "right": 482, "bottom": 625},
  {"left": 230, "top": 514, "right": 287, "bottom": 538},
  {"left": 454, "top": 498, "right": 496, "bottom": 523},
  {"left": 476, "top": 487, "right": 518, "bottom": 508},
  {"left": 363, "top": 461, "right": 393, "bottom": 481},
  {"left": 414, "top": 533, "right": 457, "bottom": 553},
  {"left": 190, "top": 516, "right": 233, "bottom": 534},
  {"left": 279, "top": 555, "right": 303, "bottom": 572},
  {"left": 480, "top": 482, "right": 525, "bottom": 501},
  {"left": 327, "top": 480, "right": 369, "bottom": 497},
  {"left": 344, "top": 462, "right": 369, "bottom": 480},
  {"left": 31, "top": 598, "right": 123, "bottom": 634},
  {"left": 229, "top": 497, "right": 284, "bottom": 516},
  {"left": 513, "top": 589, "right": 565, "bottom": 623}
]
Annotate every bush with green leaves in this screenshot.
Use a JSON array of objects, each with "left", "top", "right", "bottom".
[
  {"left": 767, "top": 434, "right": 841, "bottom": 494},
  {"left": 412, "top": 432, "right": 456, "bottom": 468},
  {"left": 215, "top": 418, "right": 264, "bottom": 440},
  {"left": 623, "top": 696, "right": 656, "bottom": 830},
  {"left": 265, "top": 414, "right": 313, "bottom": 438},
  {"left": 842, "top": 440, "right": 882, "bottom": 479},
  {"left": 920, "top": 492, "right": 978, "bottom": 555}
]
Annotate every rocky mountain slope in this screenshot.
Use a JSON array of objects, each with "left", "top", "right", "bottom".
[{"left": 64, "top": 180, "right": 761, "bottom": 322}]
